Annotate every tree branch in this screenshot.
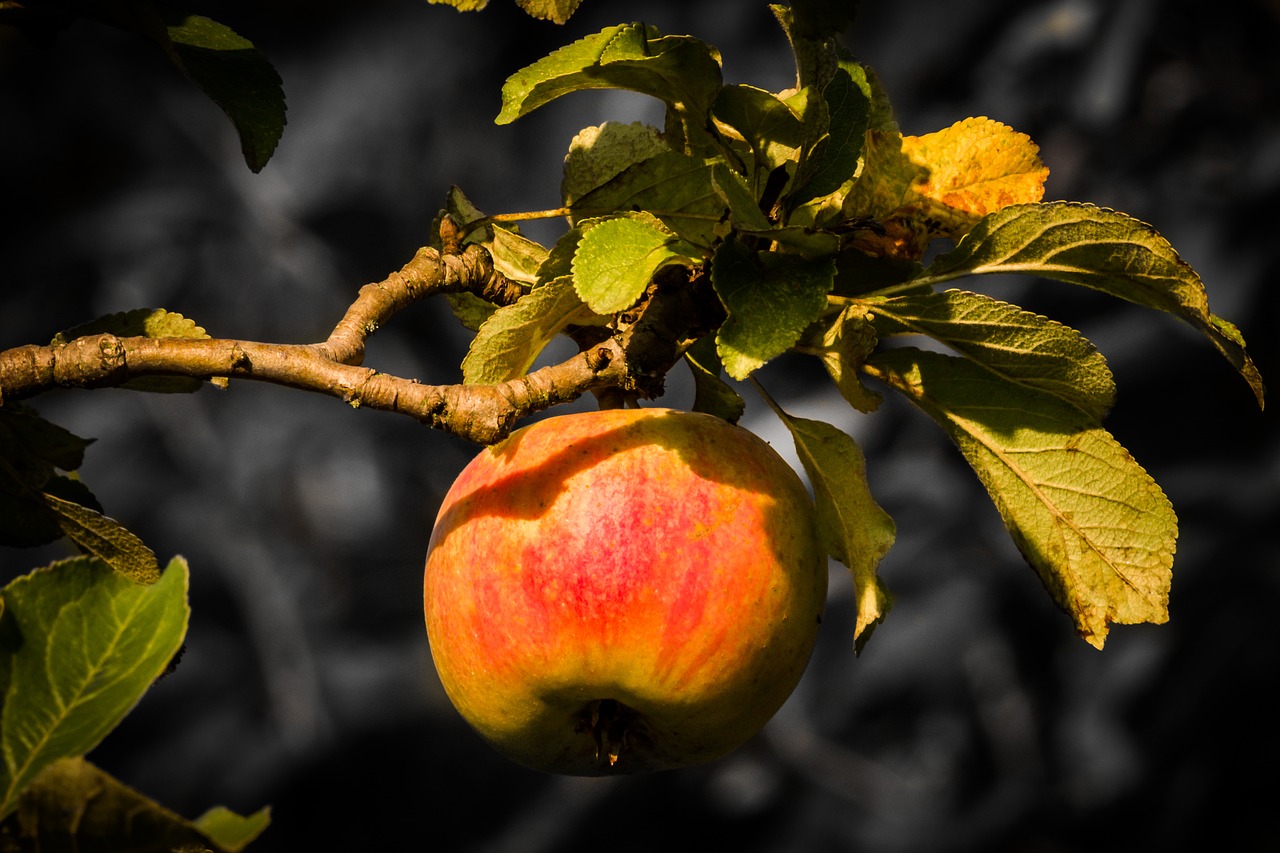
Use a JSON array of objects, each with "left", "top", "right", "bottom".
[{"left": 0, "top": 240, "right": 720, "bottom": 445}]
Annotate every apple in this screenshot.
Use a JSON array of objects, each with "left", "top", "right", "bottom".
[{"left": 423, "top": 407, "right": 826, "bottom": 774}]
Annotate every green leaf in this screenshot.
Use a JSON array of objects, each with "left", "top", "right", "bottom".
[
  {"left": 562, "top": 122, "right": 669, "bottom": 207},
  {"left": 0, "top": 557, "right": 190, "bottom": 817},
  {"left": 813, "top": 303, "right": 881, "bottom": 413},
  {"left": 496, "top": 24, "right": 723, "bottom": 152},
  {"left": 711, "top": 84, "right": 804, "bottom": 190},
  {"left": 711, "top": 237, "right": 834, "bottom": 379},
  {"left": 709, "top": 160, "right": 773, "bottom": 232},
  {"left": 864, "top": 348, "right": 1176, "bottom": 648},
  {"left": 571, "top": 214, "right": 701, "bottom": 314},
  {"left": 53, "top": 308, "right": 215, "bottom": 393},
  {"left": 439, "top": 186, "right": 549, "bottom": 285},
  {"left": 870, "top": 289, "right": 1116, "bottom": 421},
  {"left": 788, "top": 66, "right": 869, "bottom": 207},
  {"left": 1, "top": 757, "right": 268, "bottom": 853},
  {"left": 193, "top": 804, "right": 273, "bottom": 852},
  {"left": 683, "top": 336, "right": 745, "bottom": 423},
  {"left": 922, "top": 202, "right": 1265, "bottom": 407},
  {"left": 569, "top": 150, "right": 726, "bottom": 247},
  {"left": 765, "top": 399, "right": 895, "bottom": 652},
  {"left": 163, "top": 13, "right": 286, "bottom": 173},
  {"left": 0, "top": 404, "right": 93, "bottom": 473},
  {"left": 462, "top": 276, "right": 596, "bottom": 385}
]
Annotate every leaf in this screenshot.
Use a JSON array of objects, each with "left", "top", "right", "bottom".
[
  {"left": 496, "top": 24, "right": 723, "bottom": 151},
  {"left": 42, "top": 492, "right": 160, "bottom": 585},
  {"left": 864, "top": 348, "right": 1177, "bottom": 648},
  {"left": 0, "top": 404, "right": 93, "bottom": 473},
  {"left": 562, "top": 122, "right": 669, "bottom": 207},
  {"left": 0, "top": 557, "right": 190, "bottom": 817},
  {"left": 814, "top": 303, "right": 881, "bottom": 413},
  {"left": 787, "top": 0, "right": 860, "bottom": 39},
  {"left": 870, "top": 289, "right": 1116, "bottom": 421},
  {"left": 711, "top": 237, "right": 834, "bottom": 379},
  {"left": 462, "top": 277, "right": 595, "bottom": 385},
  {"left": 193, "top": 804, "right": 273, "bottom": 853},
  {"left": 571, "top": 214, "right": 700, "bottom": 314},
  {"left": 52, "top": 308, "right": 215, "bottom": 393},
  {"left": 569, "top": 150, "right": 726, "bottom": 247},
  {"left": 514, "top": 0, "right": 584, "bottom": 23},
  {"left": 711, "top": 84, "right": 804, "bottom": 189},
  {"left": 1, "top": 757, "right": 268, "bottom": 853},
  {"left": 788, "top": 67, "right": 869, "bottom": 207},
  {"left": 899, "top": 117, "right": 1048, "bottom": 238},
  {"left": 439, "top": 186, "right": 548, "bottom": 285},
  {"left": 841, "top": 119, "right": 1047, "bottom": 259},
  {"left": 709, "top": 160, "right": 773, "bottom": 232},
  {"left": 163, "top": 13, "right": 286, "bottom": 173},
  {"left": 922, "top": 202, "right": 1266, "bottom": 408},
  {"left": 766, "top": 400, "right": 895, "bottom": 652},
  {"left": 683, "top": 336, "right": 745, "bottom": 423}
]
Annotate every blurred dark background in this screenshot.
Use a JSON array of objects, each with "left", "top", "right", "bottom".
[{"left": 2, "top": 1, "right": 1278, "bottom": 850}]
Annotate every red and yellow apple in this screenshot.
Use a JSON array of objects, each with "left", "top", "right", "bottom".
[{"left": 423, "top": 407, "right": 826, "bottom": 774}]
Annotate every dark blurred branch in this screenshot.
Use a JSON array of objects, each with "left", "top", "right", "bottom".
[{"left": 0, "top": 238, "right": 718, "bottom": 445}]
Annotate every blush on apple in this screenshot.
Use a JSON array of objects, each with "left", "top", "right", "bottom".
[{"left": 423, "top": 407, "right": 826, "bottom": 775}]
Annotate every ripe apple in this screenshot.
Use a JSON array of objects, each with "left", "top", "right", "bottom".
[{"left": 423, "top": 407, "right": 826, "bottom": 774}]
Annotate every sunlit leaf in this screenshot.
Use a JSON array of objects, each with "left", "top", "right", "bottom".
[
  {"left": 865, "top": 348, "right": 1176, "bottom": 648},
  {"left": 514, "top": 0, "right": 584, "bottom": 23},
  {"left": 712, "top": 237, "right": 833, "bottom": 379},
  {"left": 42, "top": 492, "right": 160, "bottom": 585},
  {"left": 870, "top": 289, "right": 1116, "bottom": 420},
  {"left": 922, "top": 202, "right": 1266, "bottom": 408},
  {"left": 768, "top": 401, "right": 895, "bottom": 652},
  {"left": 497, "top": 24, "right": 723, "bottom": 151},
  {"left": 711, "top": 84, "right": 804, "bottom": 190},
  {"left": 1, "top": 757, "right": 268, "bottom": 853},
  {"left": 571, "top": 214, "right": 700, "bottom": 314},
  {"left": 462, "top": 276, "right": 596, "bottom": 385},
  {"left": 570, "top": 151, "right": 726, "bottom": 247},
  {"left": 0, "top": 557, "right": 189, "bottom": 817}
]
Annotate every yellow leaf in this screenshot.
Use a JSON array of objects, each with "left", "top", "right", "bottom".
[
  {"left": 842, "top": 118, "right": 1048, "bottom": 260},
  {"left": 903, "top": 117, "right": 1048, "bottom": 237}
]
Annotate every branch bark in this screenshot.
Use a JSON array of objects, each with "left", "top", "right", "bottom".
[{"left": 0, "top": 239, "right": 719, "bottom": 445}]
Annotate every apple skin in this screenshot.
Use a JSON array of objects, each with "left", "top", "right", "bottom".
[{"left": 423, "top": 407, "right": 826, "bottom": 775}]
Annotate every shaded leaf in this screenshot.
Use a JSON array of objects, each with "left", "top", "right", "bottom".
[
  {"left": 788, "top": 67, "right": 869, "bottom": 207},
  {"left": 711, "top": 84, "right": 804, "bottom": 190},
  {"left": 42, "top": 493, "right": 160, "bottom": 585},
  {"left": 571, "top": 214, "right": 700, "bottom": 313},
  {"left": 767, "top": 400, "right": 895, "bottom": 651},
  {"left": 683, "top": 335, "right": 745, "bottom": 423},
  {"left": 164, "top": 13, "right": 286, "bottom": 173},
  {"left": 0, "top": 404, "right": 93, "bottom": 473},
  {"left": 711, "top": 237, "right": 834, "bottom": 379},
  {"left": 1, "top": 757, "right": 268, "bottom": 853},
  {"left": 0, "top": 557, "right": 190, "bottom": 817},
  {"left": 871, "top": 289, "right": 1116, "bottom": 420},
  {"left": 814, "top": 303, "right": 881, "bottom": 412},
  {"left": 462, "top": 277, "right": 596, "bottom": 385},
  {"left": 922, "top": 202, "right": 1265, "bottom": 408},
  {"left": 865, "top": 348, "right": 1176, "bottom": 648}
]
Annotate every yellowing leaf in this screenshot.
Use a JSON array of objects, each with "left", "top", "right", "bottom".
[
  {"left": 902, "top": 117, "right": 1048, "bottom": 237},
  {"left": 842, "top": 118, "right": 1048, "bottom": 260}
]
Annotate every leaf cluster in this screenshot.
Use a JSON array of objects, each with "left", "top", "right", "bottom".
[{"left": 444, "top": 5, "right": 1263, "bottom": 653}]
